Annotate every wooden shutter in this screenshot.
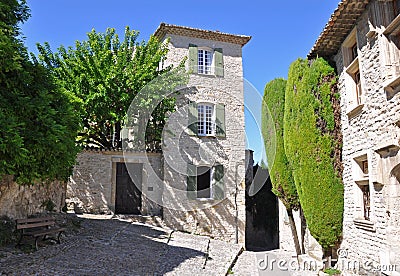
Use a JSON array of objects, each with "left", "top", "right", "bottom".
[
  {"left": 213, "top": 164, "right": 224, "bottom": 200},
  {"left": 214, "top": 48, "right": 224, "bottom": 77},
  {"left": 189, "top": 44, "right": 198, "bottom": 74},
  {"left": 215, "top": 104, "right": 226, "bottom": 138},
  {"left": 187, "top": 164, "right": 197, "bottom": 199},
  {"left": 188, "top": 101, "right": 198, "bottom": 136}
]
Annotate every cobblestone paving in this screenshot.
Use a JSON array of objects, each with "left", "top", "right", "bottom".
[
  {"left": 231, "top": 249, "right": 318, "bottom": 276},
  {"left": 0, "top": 214, "right": 241, "bottom": 275}
]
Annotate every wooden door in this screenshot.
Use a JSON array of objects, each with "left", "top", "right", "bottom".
[{"left": 115, "top": 162, "right": 142, "bottom": 214}]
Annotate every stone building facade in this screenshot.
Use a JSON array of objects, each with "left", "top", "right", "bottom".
[
  {"left": 67, "top": 149, "right": 163, "bottom": 216},
  {"left": 154, "top": 23, "right": 251, "bottom": 244},
  {"left": 68, "top": 24, "right": 251, "bottom": 245},
  {"left": 309, "top": 0, "right": 400, "bottom": 275}
]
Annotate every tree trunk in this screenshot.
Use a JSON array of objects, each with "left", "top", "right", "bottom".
[
  {"left": 300, "top": 206, "right": 307, "bottom": 254},
  {"left": 287, "top": 208, "right": 302, "bottom": 256}
]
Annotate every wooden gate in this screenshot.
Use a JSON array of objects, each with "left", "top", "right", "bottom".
[{"left": 115, "top": 162, "right": 142, "bottom": 214}]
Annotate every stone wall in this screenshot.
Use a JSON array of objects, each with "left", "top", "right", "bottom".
[
  {"left": 161, "top": 34, "right": 247, "bottom": 244},
  {"left": 278, "top": 201, "right": 323, "bottom": 263},
  {"left": 333, "top": 1, "right": 400, "bottom": 274},
  {"left": 0, "top": 175, "right": 66, "bottom": 219},
  {"left": 67, "top": 150, "right": 163, "bottom": 216}
]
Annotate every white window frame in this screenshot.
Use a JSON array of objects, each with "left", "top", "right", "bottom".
[
  {"left": 198, "top": 48, "right": 214, "bottom": 75},
  {"left": 197, "top": 103, "right": 215, "bottom": 136},
  {"left": 196, "top": 166, "right": 214, "bottom": 200}
]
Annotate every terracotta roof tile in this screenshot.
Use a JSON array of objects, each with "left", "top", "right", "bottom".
[
  {"left": 308, "top": 0, "right": 369, "bottom": 59},
  {"left": 154, "top": 23, "right": 251, "bottom": 47}
]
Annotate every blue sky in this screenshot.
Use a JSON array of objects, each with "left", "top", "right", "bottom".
[{"left": 21, "top": 0, "right": 338, "bottom": 163}]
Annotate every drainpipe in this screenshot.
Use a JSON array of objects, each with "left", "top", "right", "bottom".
[{"left": 235, "top": 162, "right": 239, "bottom": 244}]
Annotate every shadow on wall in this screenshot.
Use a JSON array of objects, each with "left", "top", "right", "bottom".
[{"left": 161, "top": 85, "right": 247, "bottom": 244}]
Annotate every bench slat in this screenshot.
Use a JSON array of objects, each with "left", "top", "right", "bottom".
[
  {"left": 26, "top": 228, "right": 66, "bottom": 238},
  {"left": 16, "top": 217, "right": 55, "bottom": 224},
  {"left": 16, "top": 221, "right": 55, "bottom": 230}
]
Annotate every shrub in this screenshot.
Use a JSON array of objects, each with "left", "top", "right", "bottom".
[
  {"left": 0, "top": 216, "right": 17, "bottom": 246},
  {"left": 284, "top": 58, "right": 343, "bottom": 250}
]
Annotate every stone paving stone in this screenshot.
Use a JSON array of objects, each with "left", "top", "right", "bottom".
[
  {"left": 206, "top": 238, "right": 242, "bottom": 275},
  {"left": 0, "top": 215, "right": 243, "bottom": 275},
  {"left": 231, "top": 249, "right": 318, "bottom": 276}
]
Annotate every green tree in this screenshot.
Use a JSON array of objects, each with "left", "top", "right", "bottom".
[
  {"left": 262, "top": 78, "right": 302, "bottom": 255},
  {"left": 38, "top": 28, "right": 184, "bottom": 150},
  {"left": 0, "top": 0, "right": 79, "bottom": 183},
  {"left": 284, "top": 58, "right": 343, "bottom": 252}
]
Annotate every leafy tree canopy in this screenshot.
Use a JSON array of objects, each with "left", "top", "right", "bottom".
[
  {"left": 37, "top": 27, "right": 184, "bottom": 150},
  {"left": 0, "top": 0, "right": 80, "bottom": 183}
]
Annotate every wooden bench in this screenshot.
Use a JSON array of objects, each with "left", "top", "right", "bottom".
[{"left": 16, "top": 217, "right": 66, "bottom": 250}]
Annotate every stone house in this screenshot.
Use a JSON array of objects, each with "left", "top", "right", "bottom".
[
  {"left": 68, "top": 23, "right": 253, "bottom": 245},
  {"left": 309, "top": 0, "right": 400, "bottom": 274}
]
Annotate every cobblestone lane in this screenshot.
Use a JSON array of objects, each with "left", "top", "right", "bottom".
[{"left": 0, "top": 215, "right": 241, "bottom": 275}]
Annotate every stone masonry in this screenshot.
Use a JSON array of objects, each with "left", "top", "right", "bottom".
[
  {"left": 310, "top": 1, "right": 400, "bottom": 275},
  {"left": 67, "top": 150, "right": 163, "bottom": 216},
  {"left": 155, "top": 24, "right": 251, "bottom": 245},
  {"left": 0, "top": 175, "right": 66, "bottom": 219}
]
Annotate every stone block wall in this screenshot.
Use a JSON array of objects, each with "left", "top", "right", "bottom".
[
  {"left": 67, "top": 150, "right": 163, "bottom": 216},
  {"left": 333, "top": 1, "right": 400, "bottom": 274},
  {"left": 0, "top": 175, "right": 66, "bottom": 219}
]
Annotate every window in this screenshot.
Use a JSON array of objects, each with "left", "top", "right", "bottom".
[
  {"left": 188, "top": 102, "right": 226, "bottom": 138},
  {"left": 198, "top": 49, "right": 212, "bottom": 74},
  {"left": 187, "top": 164, "right": 224, "bottom": 200},
  {"left": 197, "top": 104, "right": 214, "bottom": 136},
  {"left": 355, "top": 70, "right": 363, "bottom": 106},
  {"left": 188, "top": 44, "right": 224, "bottom": 76},
  {"left": 196, "top": 166, "right": 212, "bottom": 198},
  {"left": 353, "top": 155, "right": 371, "bottom": 221},
  {"left": 362, "top": 160, "right": 369, "bottom": 175},
  {"left": 342, "top": 28, "right": 358, "bottom": 67},
  {"left": 361, "top": 185, "right": 370, "bottom": 220},
  {"left": 343, "top": 28, "right": 364, "bottom": 115},
  {"left": 351, "top": 43, "right": 358, "bottom": 62},
  {"left": 383, "top": 4, "right": 400, "bottom": 97}
]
